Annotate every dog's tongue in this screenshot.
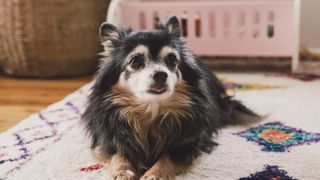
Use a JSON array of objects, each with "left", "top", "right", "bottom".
[{"left": 151, "top": 86, "right": 166, "bottom": 93}]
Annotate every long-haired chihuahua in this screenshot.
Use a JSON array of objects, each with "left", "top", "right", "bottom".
[{"left": 82, "top": 16, "right": 260, "bottom": 180}]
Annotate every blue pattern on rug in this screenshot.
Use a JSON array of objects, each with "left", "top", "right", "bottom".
[{"left": 235, "top": 122, "right": 320, "bottom": 152}]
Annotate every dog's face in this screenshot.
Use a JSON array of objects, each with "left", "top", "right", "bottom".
[
  {"left": 99, "top": 16, "right": 186, "bottom": 102},
  {"left": 118, "top": 44, "right": 181, "bottom": 102}
]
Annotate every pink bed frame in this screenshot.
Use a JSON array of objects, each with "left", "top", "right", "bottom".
[{"left": 107, "top": 0, "right": 301, "bottom": 72}]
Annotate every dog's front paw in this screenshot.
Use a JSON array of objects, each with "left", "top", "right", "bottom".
[
  {"left": 140, "top": 174, "right": 175, "bottom": 180},
  {"left": 140, "top": 174, "right": 169, "bottom": 180},
  {"left": 113, "top": 170, "right": 137, "bottom": 180}
]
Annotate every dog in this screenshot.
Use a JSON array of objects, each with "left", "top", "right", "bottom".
[{"left": 81, "top": 16, "right": 260, "bottom": 180}]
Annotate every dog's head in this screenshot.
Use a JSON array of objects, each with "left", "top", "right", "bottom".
[{"left": 98, "top": 16, "right": 197, "bottom": 103}]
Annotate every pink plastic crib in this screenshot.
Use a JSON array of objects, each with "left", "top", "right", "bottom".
[{"left": 107, "top": 0, "right": 301, "bottom": 72}]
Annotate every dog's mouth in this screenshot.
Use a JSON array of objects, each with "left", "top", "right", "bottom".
[{"left": 148, "top": 84, "right": 167, "bottom": 94}]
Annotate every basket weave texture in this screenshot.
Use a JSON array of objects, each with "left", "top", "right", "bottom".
[{"left": 0, "top": 0, "right": 109, "bottom": 78}]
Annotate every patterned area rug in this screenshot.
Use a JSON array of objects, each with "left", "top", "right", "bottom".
[{"left": 1, "top": 73, "right": 320, "bottom": 180}]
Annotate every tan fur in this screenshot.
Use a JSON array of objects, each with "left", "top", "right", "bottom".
[
  {"left": 104, "top": 82, "right": 192, "bottom": 156},
  {"left": 141, "top": 155, "right": 189, "bottom": 180},
  {"left": 158, "top": 46, "right": 180, "bottom": 62},
  {"left": 105, "top": 154, "right": 137, "bottom": 180},
  {"left": 91, "top": 147, "right": 112, "bottom": 164}
]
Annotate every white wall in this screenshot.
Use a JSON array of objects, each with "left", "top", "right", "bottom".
[{"left": 301, "top": 0, "right": 320, "bottom": 49}]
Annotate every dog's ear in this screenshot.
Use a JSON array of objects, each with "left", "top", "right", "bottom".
[
  {"left": 165, "top": 16, "right": 181, "bottom": 37},
  {"left": 99, "top": 22, "right": 121, "bottom": 43}
]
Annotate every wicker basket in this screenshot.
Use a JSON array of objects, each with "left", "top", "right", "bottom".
[{"left": 0, "top": 0, "right": 109, "bottom": 78}]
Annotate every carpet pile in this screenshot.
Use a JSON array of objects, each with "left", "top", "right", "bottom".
[{"left": 1, "top": 73, "right": 319, "bottom": 180}]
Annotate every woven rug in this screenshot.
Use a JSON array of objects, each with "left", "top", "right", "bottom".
[{"left": 1, "top": 73, "right": 320, "bottom": 180}]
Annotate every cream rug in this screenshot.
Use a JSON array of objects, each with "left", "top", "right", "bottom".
[{"left": 1, "top": 73, "right": 320, "bottom": 180}]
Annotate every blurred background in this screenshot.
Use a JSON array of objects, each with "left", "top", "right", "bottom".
[{"left": 0, "top": 0, "right": 319, "bottom": 131}]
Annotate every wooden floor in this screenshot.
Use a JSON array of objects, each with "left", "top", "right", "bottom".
[{"left": 0, "top": 75, "right": 92, "bottom": 132}]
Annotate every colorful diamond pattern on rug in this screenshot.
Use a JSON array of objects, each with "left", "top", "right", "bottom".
[
  {"left": 235, "top": 122, "right": 320, "bottom": 152},
  {"left": 222, "top": 80, "right": 282, "bottom": 92},
  {"left": 239, "top": 165, "right": 297, "bottom": 180}
]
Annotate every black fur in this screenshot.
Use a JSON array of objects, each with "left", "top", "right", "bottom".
[{"left": 82, "top": 16, "right": 260, "bottom": 176}]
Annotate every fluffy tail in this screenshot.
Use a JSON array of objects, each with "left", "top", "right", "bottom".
[{"left": 220, "top": 96, "right": 262, "bottom": 127}]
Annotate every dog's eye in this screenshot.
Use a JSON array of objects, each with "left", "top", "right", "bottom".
[
  {"left": 130, "top": 55, "right": 145, "bottom": 70},
  {"left": 165, "top": 53, "right": 178, "bottom": 67}
]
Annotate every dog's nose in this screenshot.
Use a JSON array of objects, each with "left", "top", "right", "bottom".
[{"left": 153, "top": 71, "right": 168, "bottom": 84}]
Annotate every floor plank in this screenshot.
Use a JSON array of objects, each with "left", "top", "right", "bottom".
[{"left": 0, "top": 75, "right": 92, "bottom": 132}]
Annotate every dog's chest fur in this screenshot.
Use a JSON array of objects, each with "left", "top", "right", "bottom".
[{"left": 106, "top": 82, "right": 191, "bottom": 157}]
